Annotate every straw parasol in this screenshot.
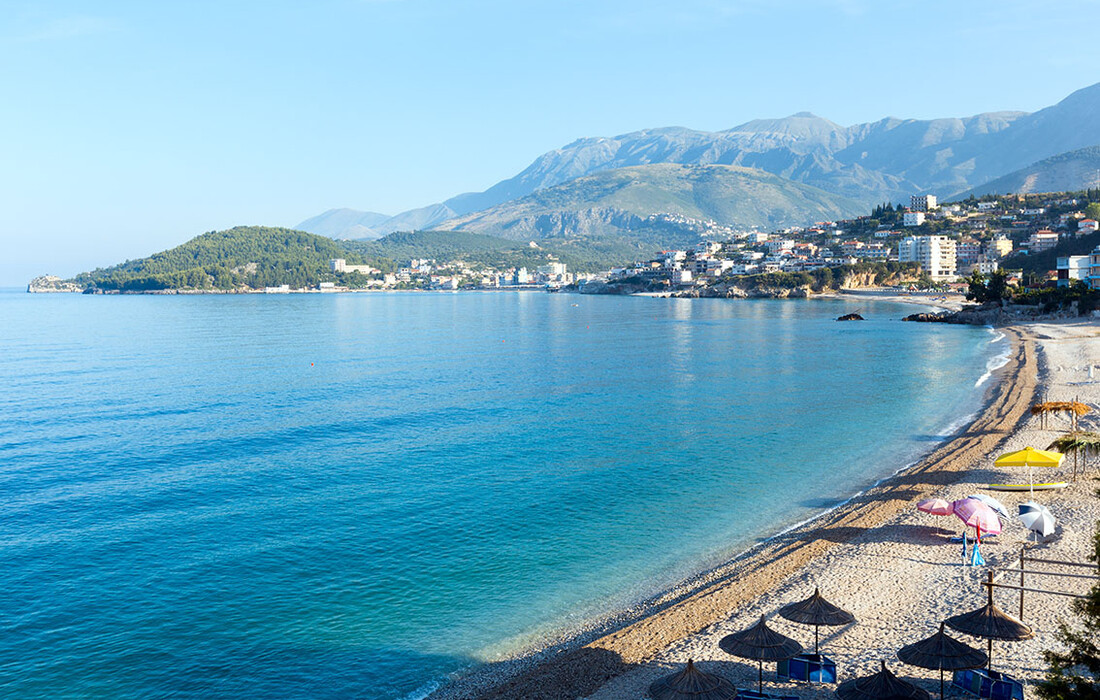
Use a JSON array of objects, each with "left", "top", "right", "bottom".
[
  {"left": 1030, "top": 401, "right": 1091, "bottom": 431},
  {"left": 1048, "top": 431, "right": 1100, "bottom": 480},
  {"left": 778, "top": 587, "right": 856, "bottom": 654},
  {"left": 897, "top": 622, "right": 988, "bottom": 698},
  {"left": 836, "top": 660, "right": 930, "bottom": 700},
  {"left": 719, "top": 615, "right": 802, "bottom": 693},
  {"left": 648, "top": 659, "right": 738, "bottom": 700},
  {"left": 945, "top": 578, "right": 1033, "bottom": 670}
]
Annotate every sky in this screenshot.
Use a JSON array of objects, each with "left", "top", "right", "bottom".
[{"left": 2, "top": 0, "right": 1098, "bottom": 286}]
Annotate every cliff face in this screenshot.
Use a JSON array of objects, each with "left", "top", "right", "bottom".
[
  {"left": 27, "top": 276, "right": 82, "bottom": 293},
  {"left": 675, "top": 284, "right": 810, "bottom": 299},
  {"left": 839, "top": 270, "right": 914, "bottom": 288}
]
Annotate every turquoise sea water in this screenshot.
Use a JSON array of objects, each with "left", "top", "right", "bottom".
[{"left": 0, "top": 291, "right": 1000, "bottom": 698}]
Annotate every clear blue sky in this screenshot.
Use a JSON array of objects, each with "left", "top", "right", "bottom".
[{"left": 2, "top": 0, "right": 1098, "bottom": 285}]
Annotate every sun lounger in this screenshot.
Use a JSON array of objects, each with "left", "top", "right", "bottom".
[
  {"left": 776, "top": 653, "right": 837, "bottom": 683},
  {"left": 952, "top": 668, "right": 1025, "bottom": 700},
  {"left": 734, "top": 691, "right": 796, "bottom": 700}
]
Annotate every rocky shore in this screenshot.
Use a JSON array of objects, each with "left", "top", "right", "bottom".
[{"left": 903, "top": 301, "right": 1098, "bottom": 326}]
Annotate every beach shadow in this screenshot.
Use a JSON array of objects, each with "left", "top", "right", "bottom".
[{"left": 437, "top": 645, "right": 635, "bottom": 699}]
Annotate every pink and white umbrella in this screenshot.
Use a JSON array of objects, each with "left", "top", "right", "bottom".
[
  {"left": 917, "top": 498, "right": 953, "bottom": 516},
  {"left": 952, "top": 498, "right": 1002, "bottom": 540}
]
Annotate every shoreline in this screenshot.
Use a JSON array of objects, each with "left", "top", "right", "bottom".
[{"left": 430, "top": 326, "right": 1043, "bottom": 699}]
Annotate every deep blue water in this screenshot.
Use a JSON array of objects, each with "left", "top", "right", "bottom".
[{"left": 0, "top": 291, "right": 999, "bottom": 698}]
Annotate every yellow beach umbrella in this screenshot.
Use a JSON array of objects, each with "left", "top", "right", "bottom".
[{"left": 994, "top": 447, "right": 1064, "bottom": 497}]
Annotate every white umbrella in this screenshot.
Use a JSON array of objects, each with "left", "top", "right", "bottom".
[
  {"left": 1018, "top": 501, "right": 1055, "bottom": 539},
  {"left": 967, "top": 494, "right": 1009, "bottom": 519}
]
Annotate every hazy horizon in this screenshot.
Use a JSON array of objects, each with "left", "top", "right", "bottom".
[{"left": 4, "top": 0, "right": 1099, "bottom": 286}]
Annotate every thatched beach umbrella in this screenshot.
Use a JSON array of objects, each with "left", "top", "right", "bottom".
[
  {"left": 897, "top": 622, "right": 988, "bottom": 698},
  {"left": 836, "top": 660, "right": 930, "bottom": 700},
  {"left": 1030, "top": 401, "right": 1091, "bottom": 431},
  {"left": 719, "top": 615, "right": 802, "bottom": 693},
  {"left": 945, "top": 581, "right": 1033, "bottom": 671},
  {"left": 778, "top": 587, "right": 856, "bottom": 654},
  {"left": 1048, "top": 431, "right": 1100, "bottom": 481},
  {"left": 648, "top": 659, "right": 738, "bottom": 700}
]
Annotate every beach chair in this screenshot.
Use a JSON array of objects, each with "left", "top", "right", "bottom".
[
  {"left": 951, "top": 668, "right": 1025, "bottom": 700},
  {"left": 736, "top": 689, "right": 799, "bottom": 700},
  {"left": 776, "top": 653, "right": 837, "bottom": 684}
]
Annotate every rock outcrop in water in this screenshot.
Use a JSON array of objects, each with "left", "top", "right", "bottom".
[
  {"left": 837, "top": 313, "right": 865, "bottom": 321},
  {"left": 27, "top": 276, "right": 82, "bottom": 293}
]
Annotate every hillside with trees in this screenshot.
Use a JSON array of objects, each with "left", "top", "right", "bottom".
[{"left": 73, "top": 226, "right": 389, "bottom": 291}]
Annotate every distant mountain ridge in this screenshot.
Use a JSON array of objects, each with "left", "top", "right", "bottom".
[
  {"left": 296, "top": 209, "right": 392, "bottom": 239},
  {"left": 439, "top": 164, "right": 863, "bottom": 241},
  {"left": 298, "top": 82, "right": 1100, "bottom": 238},
  {"left": 958, "top": 145, "right": 1100, "bottom": 198}
]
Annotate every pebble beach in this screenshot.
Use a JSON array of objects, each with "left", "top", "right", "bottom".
[{"left": 439, "top": 318, "right": 1100, "bottom": 699}]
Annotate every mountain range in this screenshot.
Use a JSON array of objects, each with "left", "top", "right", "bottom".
[{"left": 298, "top": 81, "right": 1100, "bottom": 240}]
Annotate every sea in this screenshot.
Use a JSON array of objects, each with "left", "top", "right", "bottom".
[{"left": 0, "top": 290, "right": 1005, "bottom": 698}]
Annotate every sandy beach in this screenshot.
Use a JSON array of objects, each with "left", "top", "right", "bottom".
[{"left": 434, "top": 318, "right": 1100, "bottom": 700}]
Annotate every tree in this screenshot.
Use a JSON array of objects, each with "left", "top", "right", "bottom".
[
  {"left": 1085, "top": 202, "right": 1100, "bottom": 221},
  {"left": 1037, "top": 487, "right": 1100, "bottom": 700},
  {"left": 965, "top": 269, "right": 1011, "bottom": 304}
]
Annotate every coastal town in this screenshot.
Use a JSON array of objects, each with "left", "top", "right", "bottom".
[{"left": 261, "top": 192, "right": 1100, "bottom": 294}]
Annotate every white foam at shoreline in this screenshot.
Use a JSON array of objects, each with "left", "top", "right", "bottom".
[{"left": 975, "top": 326, "right": 1010, "bottom": 387}]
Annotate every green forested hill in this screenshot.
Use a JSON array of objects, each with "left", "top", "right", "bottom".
[
  {"left": 345, "top": 230, "right": 646, "bottom": 272},
  {"left": 70, "top": 225, "right": 647, "bottom": 291},
  {"left": 74, "top": 226, "right": 389, "bottom": 291}
]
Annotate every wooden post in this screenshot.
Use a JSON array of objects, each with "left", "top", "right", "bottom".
[{"left": 1019, "top": 547, "right": 1026, "bottom": 620}]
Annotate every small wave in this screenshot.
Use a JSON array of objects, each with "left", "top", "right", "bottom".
[
  {"left": 975, "top": 349, "right": 1011, "bottom": 388},
  {"left": 937, "top": 410, "right": 979, "bottom": 439},
  {"left": 400, "top": 681, "right": 440, "bottom": 700},
  {"left": 974, "top": 326, "right": 1010, "bottom": 387}
]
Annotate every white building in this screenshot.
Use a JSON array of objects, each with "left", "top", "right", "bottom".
[
  {"left": 898, "top": 235, "right": 957, "bottom": 279},
  {"left": 1028, "top": 229, "right": 1059, "bottom": 254},
  {"left": 1057, "top": 255, "right": 1090, "bottom": 287},
  {"left": 1080, "top": 219, "right": 1099, "bottom": 234},
  {"left": 903, "top": 211, "right": 926, "bottom": 227},
  {"left": 330, "top": 258, "right": 380, "bottom": 275},
  {"left": 910, "top": 194, "right": 938, "bottom": 212},
  {"left": 537, "top": 262, "right": 568, "bottom": 277},
  {"left": 670, "top": 269, "right": 693, "bottom": 285}
]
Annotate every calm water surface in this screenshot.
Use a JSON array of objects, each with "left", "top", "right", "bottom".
[{"left": 0, "top": 291, "right": 999, "bottom": 698}]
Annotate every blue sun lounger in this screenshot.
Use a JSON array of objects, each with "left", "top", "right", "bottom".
[
  {"left": 952, "top": 668, "right": 1025, "bottom": 700},
  {"left": 737, "top": 689, "right": 799, "bottom": 700},
  {"left": 777, "top": 653, "right": 838, "bottom": 684}
]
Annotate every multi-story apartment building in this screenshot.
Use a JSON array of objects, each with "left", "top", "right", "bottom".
[
  {"left": 1028, "top": 229, "right": 1059, "bottom": 254},
  {"left": 985, "top": 235, "right": 1013, "bottom": 259},
  {"left": 898, "top": 235, "right": 957, "bottom": 279},
  {"left": 910, "top": 194, "right": 938, "bottom": 212}
]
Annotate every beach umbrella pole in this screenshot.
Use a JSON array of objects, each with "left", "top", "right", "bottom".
[
  {"left": 815, "top": 624, "right": 819, "bottom": 654},
  {"left": 758, "top": 659, "right": 763, "bottom": 693},
  {"left": 941, "top": 669, "right": 945, "bottom": 699}
]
